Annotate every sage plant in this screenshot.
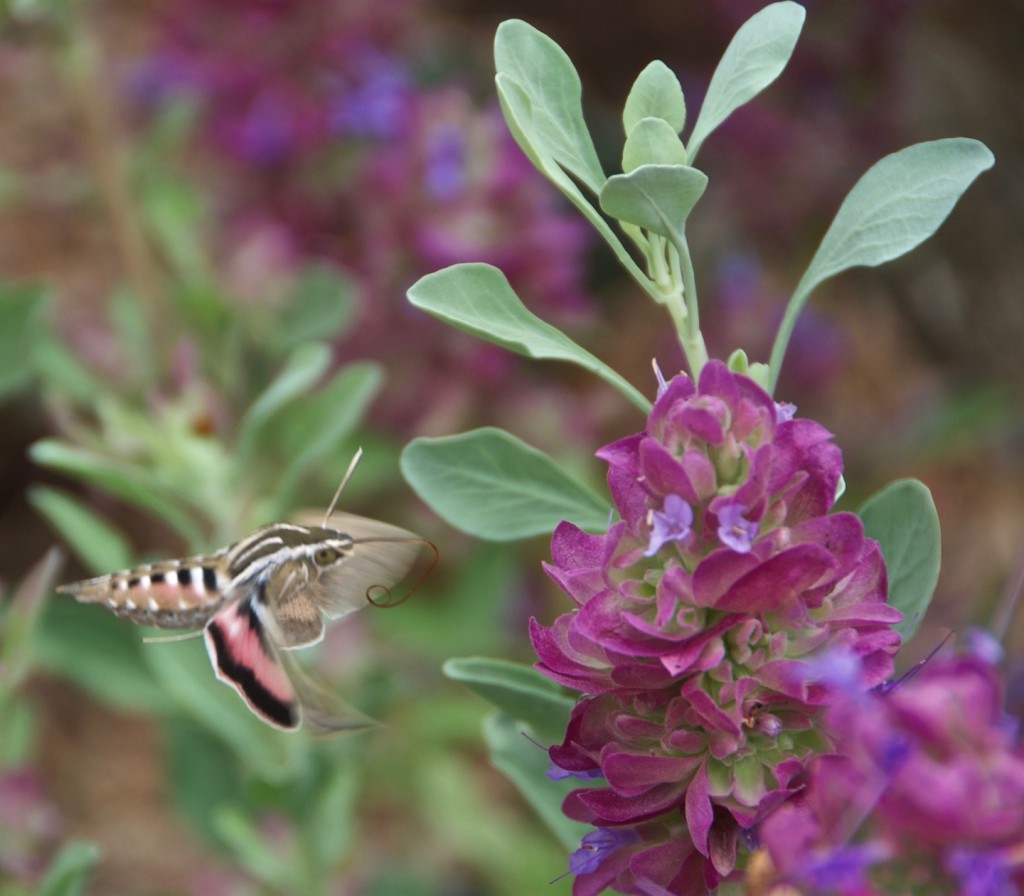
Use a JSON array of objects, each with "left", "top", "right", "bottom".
[{"left": 399, "top": 3, "right": 1013, "bottom": 894}]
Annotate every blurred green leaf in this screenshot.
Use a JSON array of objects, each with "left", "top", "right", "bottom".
[
  {"left": 305, "top": 758, "right": 359, "bottom": 871},
  {"left": 483, "top": 712, "right": 592, "bottom": 851},
  {"left": 443, "top": 657, "right": 574, "bottom": 746},
  {"left": 109, "top": 287, "right": 156, "bottom": 387},
  {"left": 166, "top": 718, "right": 244, "bottom": 842},
  {"left": 494, "top": 20, "right": 605, "bottom": 193},
  {"left": 858, "top": 479, "right": 941, "bottom": 642},
  {"left": 771, "top": 138, "right": 994, "bottom": 391},
  {"left": 34, "top": 598, "right": 166, "bottom": 713},
  {"left": 143, "top": 173, "right": 211, "bottom": 284},
  {"left": 687, "top": 1, "right": 805, "bottom": 160},
  {"left": 623, "top": 60, "right": 685, "bottom": 135},
  {"left": 600, "top": 164, "right": 708, "bottom": 249},
  {"left": 235, "top": 341, "right": 333, "bottom": 470},
  {"left": 270, "top": 264, "right": 356, "bottom": 354},
  {"left": 30, "top": 440, "right": 204, "bottom": 545},
  {"left": 30, "top": 486, "right": 133, "bottom": 575},
  {"left": 37, "top": 841, "right": 100, "bottom": 896},
  {"left": 622, "top": 118, "right": 688, "bottom": 172},
  {"left": 401, "top": 427, "right": 609, "bottom": 540},
  {"left": 380, "top": 543, "right": 517, "bottom": 658},
  {"left": 143, "top": 638, "right": 294, "bottom": 774},
  {"left": 407, "top": 264, "right": 649, "bottom": 412},
  {"left": 212, "top": 805, "right": 293, "bottom": 891},
  {"left": 32, "top": 333, "right": 105, "bottom": 404},
  {"left": 270, "top": 361, "right": 383, "bottom": 514},
  {"left": 0, "top": 281, "right": 46, "bottom": 399}
]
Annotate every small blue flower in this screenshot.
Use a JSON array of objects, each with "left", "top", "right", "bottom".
[
  {"left": 546, "top": 763, "right": 603, "bottom": 782},
  {"left": 945, "top": 846, "right": 1017, "bottom": 896},
  {"left": 569, "top": 827, "right": 641, "bottom": 876},
  {"left": 717, "top": 502, "right": 758, "bottom": 553},
  {"left": 643, "top": 494, "right": 693, "bottom": 556}
]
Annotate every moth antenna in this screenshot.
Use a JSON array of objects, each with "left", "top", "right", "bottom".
[
  {"left": 359, "top": 537, "right": 440, "bottom": 609},
  {"left": 143, "top": 629, "right": 204, "bottom": 644},
  {"left": 322, "top": 447, "right": 364, "bottom": 526}
]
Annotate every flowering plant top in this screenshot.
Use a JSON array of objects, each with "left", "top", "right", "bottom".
[{"left": 399, "top": 3, "right": 1009, "bottom": 894}]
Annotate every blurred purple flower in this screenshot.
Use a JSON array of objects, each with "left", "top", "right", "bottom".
[
  {"left": 760, "top": 649, "right": 1024, "bottom": 894},
  {"left": 0, "top": 767, "right": 62, "bottom": 882},
  {"left": 532, "top": 362, "right": 902, "bottom": 893}
]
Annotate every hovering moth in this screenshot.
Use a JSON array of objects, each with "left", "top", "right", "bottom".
[{"left": 57, "top": 459, "right": 426, "bottom": 732}]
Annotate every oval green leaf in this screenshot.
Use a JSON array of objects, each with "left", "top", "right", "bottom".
[
  {"left": 622, "top": 117, "right": 688, "bottom": 172},
  {"left": 443, "top": 656, "right": 574, "bottom": 745},
  {"left": 623, "top": 60, "right": 686, "bottom": 135},
  {"left": 600, "top": 164, "right": 708, "bottom": 248},
  {"left": 38, "top": 841, "right": 100, "bottom": 896},
  {"left": 30, "top": 486, "right": 133, "bottom": 575},
  {"left": 407, "top": 263, "right": 650, "bottom": 412},
  {"left": 494, "top": 20, "right": 605, "bottom": 192},
  {"left": 858, "top": 478, "right": 941, "bottom": 642},
  {"left": 401, "top": 427, "right": 610, "bottom": 540},
  {"left": 687, "top": 1, "right": 805, "bottom": 161},
  {"left": 770, "top": 138, "right": 994, "bottom": 391}
]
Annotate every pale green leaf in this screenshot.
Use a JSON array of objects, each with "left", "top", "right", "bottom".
[
  {"left": 401, "top": 427, "right": 609, "bottom": 540},
  {"left": 688, "top": 1, "right": 805, "bottom": 160},
  {"left": 0, "top": 282, "right": 45, "bottom": 398},
  {"left": 623, "top": 60, "right": 685, "bottom": 134},
  {"left": 496, "top": 75, "right": 653, "bottom": 293},
  {"left": 770, "top": 138, "right": 994, "bottom": 391},
  {"left": 407, "top": 263, "right": 649, "bottom": 412},
  {"left": 29, "top": 486, "right": 133, "bottom": 575},
  {"left": 443, "top": 657, "right": 574, "bottom": 745},
  {"left": 29, "top": 440, "right": 204, "bottom": 545},
  {"left": 37, "top": 841, "right": 100, "bottom": 896},
  {"left": 483, "top": 712, "right": 593, "bottom": 851},
  {"left": 622, "top": 117, "right": 688, "bottom": 172},
  {"left": 600, "top": 164, "right": 708, "bottom": 248},
  {"left": 494, "top": 20, "right": 605, "bottom": 192},
  {"left": 858, "top": 478, "right": 941, "bottom": 642}
]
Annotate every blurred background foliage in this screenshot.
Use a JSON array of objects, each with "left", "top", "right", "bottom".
[{"left": 0, "top": 0, "right": 1022, "bottom": 893}]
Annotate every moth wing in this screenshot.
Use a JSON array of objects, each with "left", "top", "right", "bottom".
[
  {"left": 262, "top": 564, "right": 326, "bottom": 650},
  {"left": 204, "top": 597, "right": 301, "bottom": 730},
  {"left": 305, "top": 512, "right": 422, "bottom": 620},
  {"left": 280, "top": 651, "right": 377, "bottom": 735}
]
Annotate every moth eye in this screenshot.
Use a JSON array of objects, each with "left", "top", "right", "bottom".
[{"left": 313, "top": 547, "right": 338, "bottom": 566}]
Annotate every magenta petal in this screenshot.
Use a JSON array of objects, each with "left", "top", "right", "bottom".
[
  {"left": 601, "top": 748, "right": 700, "bottom": 795},
  {"left": 639, "top": 438, "right": 702, "bottom": 504},
  {"left": 576, "top": 780, "right": 687, "bottom": 824},
  {"left": 714, "top": 544, "right": 837, "bottom": 612},
  {"left": 685, "top": 761, "right": 714, "bottom": 857}
]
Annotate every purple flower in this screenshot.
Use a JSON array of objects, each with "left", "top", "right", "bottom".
[
  {"left": 570, "top": 828, "right": 642, "bottom": 876},
  {"left": 532, "top": 362, "right": 903, "bottom": 894},
  {"left": 715, "top": 502, "right": 758, "bottom": 553},
  {"left": 759, "top": 648, "right": 1024, "bottom": 894},
  {"left": 644, "top": 494, "right": 694, "bottom": 556}
]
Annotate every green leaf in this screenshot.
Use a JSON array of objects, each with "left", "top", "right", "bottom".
[
  {"left": 443, "top": 657, "right": 575, "bottom": 745},
  {"left": 235, "top": 341, "right": 333, "bottom": 469},
  {"left": 35, "top": 598, "right": 166, "bottom": 713},
  {"left": 401, "top": 427, "right": 609, "bottom": 540},
  {"left": 483, "top": 712, "right": 593, "bottom": 851},
  {"left": 407, "top": 263, "right": 649, "bottom": 412},
  {"left": 622, "top": 118, "right": 688, "bottom": 172},
  {"left": 600, "top": 164, "right": 708, "bottom": 249},
  {"left": 623, "top": 60, "right": 686, "bottom": 134},
  {"left": 687, "top": 1, "right": 805, "bottom": 161},
  {"left": 144, "top": 638, "right": 292, "bottom": 772},
  {"left": 270, "top": 264, "right": 356, "bottom": 354},
  {"left": 37, "top": 841, "right": 100, "bottom": 896},
  {"left": 769, "top": 138, "right": 994, "bottom": 391},
  {"left": 266, "top": 361, "right": 383, "bottom": 515},
  {"left": 858, "top": 478, "right": 941, "bottom": 642},
  {"left": 305, "top": 758, "right": 359, "bottom": 870},
  {"left": 213, "top": 805, "right": 292, "bottom": 890},
  {"left": 496, "top": 74, "right": 653, "bottom": 294},
  {"left": 29, "top": 440, "right": 204, "bottom": 545},
  {"left": 0, "top": 281, "right": 46, "bottom": 398},
  {"left": 29, "top": 486, "right": 133, "bottom": 574},
  {"left": 494, "top": 20, "right": 605, "bottom": 192}
]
